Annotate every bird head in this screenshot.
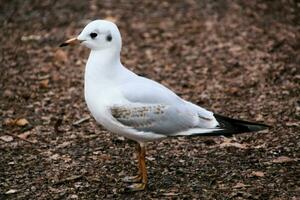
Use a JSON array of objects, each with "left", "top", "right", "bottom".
[{"left": 60, "top": 20, "right": 122, "bottom": 52}]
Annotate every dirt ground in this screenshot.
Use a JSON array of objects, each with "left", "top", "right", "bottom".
[{"left": 1, "top": 0, "right": 299, "bottom": 199}]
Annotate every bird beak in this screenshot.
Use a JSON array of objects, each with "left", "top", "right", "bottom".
[{"left": 59, "top": 37, "right": 82, "bottom": 47}]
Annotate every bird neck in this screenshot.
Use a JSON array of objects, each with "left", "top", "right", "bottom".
[{"left": 85, "top": 48, "right": 122, "bottom": 82}]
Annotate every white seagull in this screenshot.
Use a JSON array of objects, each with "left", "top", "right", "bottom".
[{"left": 60, "top": 20, "right": 269, "bottom": 191}]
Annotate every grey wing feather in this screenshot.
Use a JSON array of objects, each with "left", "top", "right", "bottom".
[
  {"left": 110, "top": 104, "right": 198, "bottom": 135},
  {"left": 111, "top": 76, "right": 218, "bottom": 135}
]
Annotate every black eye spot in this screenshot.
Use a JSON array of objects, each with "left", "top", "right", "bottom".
[
  {"left": 106, "top": 34, "right": 112, "bottom": 42},
  {"left": 90, "top": 32, "right": 97, "bottom": 39}
]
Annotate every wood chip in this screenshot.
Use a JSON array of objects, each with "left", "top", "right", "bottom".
[
  {"left": 162, "top": 192, "right": 178, "bottom": 196},
  {"left": 233, "top": 182, "right": 249, "bottom": 189},
  {"left": 251, "top": 171, "right": 265, "bottom": 177},
  {"left": 271, "top": 156, "right": 294, "bottom": 163},
  {"left": 0, "top": 135, "right": 14, "bottom": 142},
  {"left": 53, "top": 175, "right": 83, "bottom": 185}
]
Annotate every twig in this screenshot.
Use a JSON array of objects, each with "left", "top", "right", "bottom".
[
  {"left": 53, "top": 175, "right": 84, "bottom": 185},
  {"left": 73, "top": 116, "right": 90, "bottom": 126},
  {"left": 4, "top": 132, "right": 36, "bottom": 144}
]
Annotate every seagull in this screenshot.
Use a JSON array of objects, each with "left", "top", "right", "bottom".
[{"left": 60, "top": 20, "right": 269, "bottom": 191}]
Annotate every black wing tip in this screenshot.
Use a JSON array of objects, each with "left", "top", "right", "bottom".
[{"left": 214, "top": 113, "right": 271, "bottom": 134}]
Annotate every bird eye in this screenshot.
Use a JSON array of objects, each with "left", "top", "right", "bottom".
[
  {"left": 90, "top": 32, "right": 97, "bottom": 39},
  {"left": 106, "top": 34, "right": 112, "bottom": 42}
]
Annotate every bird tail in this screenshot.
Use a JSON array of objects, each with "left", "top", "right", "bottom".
[
  {"left": 177, "top": 114, "right": 270, "bottom": 138},
  {"left": 198, "top": 114, "right": 270, "bottom": 137},
  {"left": 172, "top": 114, "right": 270, "bottom": 137}
]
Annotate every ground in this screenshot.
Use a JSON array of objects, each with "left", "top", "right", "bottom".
[{"left": 0, "top": 0, "right": 299, "bottom": 199}]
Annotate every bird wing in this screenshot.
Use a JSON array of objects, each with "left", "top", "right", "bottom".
[{"left": 110, "top": 77, "right": 219, "bottom": 135}]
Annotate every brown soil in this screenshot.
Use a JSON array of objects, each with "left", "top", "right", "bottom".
[{"left": 0, "top": 0, "right": 299, "bottom": 199}]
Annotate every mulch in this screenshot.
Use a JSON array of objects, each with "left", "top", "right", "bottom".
[{"left": 0, "top": 0, "right": 299, "bottom": 199}]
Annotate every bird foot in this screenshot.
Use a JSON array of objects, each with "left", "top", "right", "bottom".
[
  {"left": 122, "top": 175, "right": 142, "bottom": 183},
  {"left": 125, "top": 183, "right": 146, "bottom": 192}
]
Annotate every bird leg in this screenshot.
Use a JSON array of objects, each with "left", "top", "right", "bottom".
[
  {"left": 123, "top": 143, "right": 142, "bottom": 183},
  {"left": 124, "top": 143, "right": 147, "bottom": 191}
]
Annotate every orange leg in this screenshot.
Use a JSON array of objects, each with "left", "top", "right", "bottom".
[
  {"left": 124, "top": 143, "right": 147, "bottom": 191},
  {"left": 123, "top": 143, "right": 142, "bottom": 183}
]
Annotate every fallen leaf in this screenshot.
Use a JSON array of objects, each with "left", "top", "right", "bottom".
[
  {"left": 0, "top": 135, "right": 14, "bottom": 142},
  {"left": 3, "top": 89, "right": 13, "bottom": 98},
  {"left": 21, "top": 34, "right": 41, "bottom": 41},
  {"left": 104, "top": 16, "right": 118, "bottom": 23},
  {"left": 226, "top": 87, "right": 239, "bottom": 95},
  {"left": 15, "top": 118, "right": 29, "bottom": 127},
  {"left": 50, "top": 154, "right": 60, "bottom": 160},
  {"left": 40, "top": 79, "right": 49, "bottom": 88},
  {"left": 69, "top": 194, "right": 78, "bottom": 199},
  {"left": 272, "top": 156, "right": 294, "bottom": 163},
  {"left": 18, "top": 131, "right": 31, "bottom": 140},
  {"left": 54, "top": 49, "right": 68, "bottom": 63},
  {"left": 233, "top": 182, "right": 248, "bottom": 189},
  {"left": 285, "top": 122, "right": 299, "bottom": 127},
  {"left": 3, "top": 118, "right": 15, "bottom": 126},
  {"left": 98, "top": 154, "right": 111, "bottom": 160},
  {"left": 5, "top": 189, "right": 18, "bottom": 194},
  {"left": 255, "top": 114, "right": 264, "bottom": 121},
  {"left": 57, "top": 141, "right": 70, "bottom": 149},
  {"left": 220, "top": 140, "right": 247, "bottom": 149},
  {"left": 251, "top": 171, "right": 265, "bottom": 177},
  {"left": 254, "top": 143, "right": 266, "bottom": 149}
]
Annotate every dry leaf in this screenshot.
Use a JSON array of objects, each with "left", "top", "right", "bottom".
[
  {"left": 15, "top": 118, "right": 29, "bottom": 127},
  {"left": 54, "top": 49, "right": 68, "bottom": 63},
  {"left": 40, "top": 79, "right": 49, "bottom": 88},
  {"left": 18, "top": 131, "right": 31, "bottom": 140},
  {"left": 272, "top": 156, "right": 294, "bottom": 163},
  {"left": 98, "top": 154, "right": 111, "bottom": 160},
  {"left": 57, "top": 141, "right": 70, "bottom": 149},
  {"left": 69, "top": 194, "right": 78, "bottom": 199},
  {"left": 21, "top": 34, "right": 41, "bottom": 41},
  {"left": 50, "top": 154, "right": 60, "bottom": 160},
  {"left": 5, "top": 189, "right": 18, "bottom": 194},
  {"left": 3, "top": 89, "right": 13, "bottom": 98},
  {"left": 104, "top": 16, "right": 118, "bottom": 23},
  {"left": 220, "top": 140, "right": 247, "bottom": 149},
  {"left": 251, "top": 171, "right": 265, "bottom": 177},
  {"left": 233, "top": 182, "right": 248, "bottom": 189},
  {"left": 0, "top": 135, "right": 14, "bottom": 142},
  {"left": 3, "top": 118, "right": 15, "bottom": 126},
  {"left": 285, "top": 122, "right": 299, "bottom": 127}
]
